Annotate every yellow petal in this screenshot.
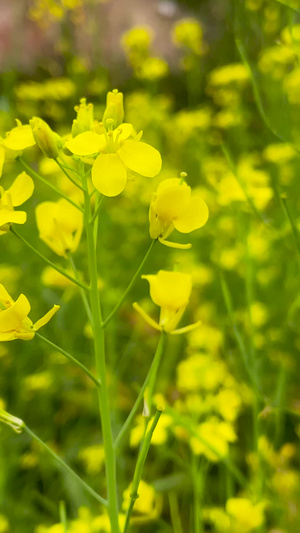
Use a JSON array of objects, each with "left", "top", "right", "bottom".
[
  {"left": 117, "top": 140, "right": 162, "bottom": 177},
  {"left": 6, "top": 172, "right": 34, "bottom": 207},
  {"left": 154, "top": 183, "right": 190, "bottom": 220},
  {"left": 65, "top": 131, "right": 105, "bottom": 156},
  {"left": 0, "top": 209, "right": 27, "bottom": 228},
  {"left": 142, "top": 270, "right": 192, "bottom": 310},
  {"left": 0, "top": 294, "right": 31, "bottom": 333},
  {"left": 34, "top": 305, "right": 60, "bottom": 331},
  {"left": 156, "top": 178, "right": 181, "bottom": 194},
  {"left": 132, "top": 302, "right": 162, "bottom": 331},
  {"left": 174, "top": 196, "right": 209, "bottom": 233},
  {"left": 0, "top": 285, "right": 14, "bottom": 307},
  {"left": 35, "top": 199, "right": 83, "bottom": 256},
  {"left": 171, "top": 321, "right": 202, "bottom": 335},
  {"left": 0, "top": 331, "right": 17, "bottom": 341},
  {"left": 3, "top": 124, "right": 36, "bottom": 151},
  {"left": 114, "top": 123, "right": 133, "bottom": 142},
  {"left": 92, "top": 153, "right": 127, "bottom": 197},
  {"left": 158, "top": 238, "right": 191, "bottom": 250}
]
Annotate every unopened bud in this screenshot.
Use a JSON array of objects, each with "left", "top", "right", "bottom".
[
  {"left": 102, "top": 89, "right": 124, "bottom": 129},
  {"left": 0, "top": 408, "right": 24, "bottom": 434},
  {"left": 30, "top": 117, "right": 62, "bottom": 159},
  {"left": 72, "top": 98, "right": 94, "bottom": 137}
]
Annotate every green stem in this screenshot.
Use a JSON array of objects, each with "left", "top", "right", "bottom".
[
  {"left": 114, "top": 332, "right": 167, "bottom": 449},
  {"left": 169, "top": 492, "right": 183, "bottom": 533},
  {"left": 280, "top": 196, "right": 300, "bottom": 259},
  {"left": 23, "top": 425, "right": 107, "bottom": 506},
  {"left": 192, "top": 456, "right": 202, "bottom": 533},
  {"left": 83, "top": 173, "right": 120, "bottom": 533},
  {"left": 18, "top": 156, "right": 84, "bottom": 212},
  {"left": 68, "top": 253, "right": 93, "bottom": 325},
  {"left": 102, "top": 240, "right": 156, "bottom": 328},
  {"left": 10, "top": 227, "right": 89, "bottom": 292},
  {"left": 55, "top": 158, "right": 84, "bottom": 191},
  {"left": 59, "top": 501, "right": 68, "bottom": 533},
  {"left": 220, "top": 271, "right": 259, "bottom": 390},
  {"left": 123, "top": 408, "right": 163, "bottom": 533},
  {"left": 89, "top": 194, "right": 104, "bottom": 225},
  {"left": 36, "top": 332, "right": 100, "bottom": 387}
]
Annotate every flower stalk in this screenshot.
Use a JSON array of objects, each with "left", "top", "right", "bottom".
[{"left": 82, "top": 170, "right": 120, "bottom": 533}]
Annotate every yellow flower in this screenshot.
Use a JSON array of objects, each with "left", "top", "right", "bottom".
[
  {"left": 65, "top": 119, "right": 161, "bottom": 197},
  {"left": 190, "top": 417, "right": 236, "bottom": 461},
  {"left": 2, "top": 120, "right": 36, "bottom": 152},
  {"left": 0, "top": 284, "right": 59, "bottom": 341},
  {"left": 225, "top": 498, "right": 266, "bottom": 532},
  {"left": 0, "top": 172, "right": 34, "bottom": 235},
  {"left": 133, "top": 270, "right": 200, "bottom": 334},
  {"left": 172, "top": 18, "right": 204, "bottom": 55},
  {"left": 35, "top": 199, "right": 83, "bottom": 257},
  {"left": 149, "top": 175, "right": 209, "bottom": 249}
]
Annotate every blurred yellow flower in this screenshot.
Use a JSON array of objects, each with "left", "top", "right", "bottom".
[
  {"left": 36, "top": 199, "right": 83, "bottom": 257},
  {"left": 41, "top": 266, "right": 77, "bottom": 289},
  {"left": 177, "top": 353, "right": 227, "bottom": 392},
  {"left": 66, "top": 122, "right": 162, "bottom": 197},
  {"left": 133, "top": 270, "right": 200, "bottom": 334},
  {"left": 78, "top": 444, "right": 105, "bottom": 475},
  {"left": 0, "top": 515, "right": 9, "bottom": 533},
  {"left": 172, "top": 18, "right": 204, "bottom": 55},
  {"left": 190, "top": 417, "right": 236, "bottom": 461},
  {"left": 149, "top": 176, "right": 209, "bottom": 249},
  {"left": 0, "top": 284, "right": 59, "bottom": 341},
  {"left": 226, "top": 498, "right": 266, "bottom": 532},
  {"left": 0, "top": 172, "right": 34, "bottom": 236}
]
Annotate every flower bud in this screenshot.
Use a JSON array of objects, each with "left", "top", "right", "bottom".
[
  {"left": 72, "top": 98, "right": 94, "bottom": 137},
  {"left": 30, "top": 117, "right": 62, "bottom": 159},
  {"left": 102, "top": 89, "right": 124, "bottom": 129}
]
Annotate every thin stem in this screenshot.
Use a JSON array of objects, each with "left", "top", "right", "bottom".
[
  {"left": 23, "top": 425, "right": 107, "bottom": 506},
  {"left": 10, "top": 227, "right": 89, "bottom": 292},
  {"left": 18, "top": 156, "right": 84, "bottom": 212},
  {"left": 280, "top": 195, "right": 300, "bottom": 259},
  {"left": 36, "top": 332, "right": 100, "bottom": 387},
  {"left": 83, "top": 173, "right": 120, "bottom": 533},
  {"left": 114, "top": 332, "right": 167, "bottom": 449},
  {"left": 55, "top": 158, "right": 84, "bottom": 191},
  {"left": 59, "top": 501, "right": 68, "bottom": 533},
  {"left": 192, "top": 456, "right": 203, "bottom": 533},
  {"left": 68, "top": 253, "right": 93, "bottom": 325},
  {"left": 169, "top": 492, "right": 183, "bottom": 533},
  {"left": 219, "top": 271, "right": 259, "bottom": 390},
  {"left": 102, "top": 240, "right": 156, "bottom": 328},
  {"left": 123, "top": 408, "right": 163, "bottom": 533},
  {"left": 89, "top": 194, "right": 104, "bottom": 225}
]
